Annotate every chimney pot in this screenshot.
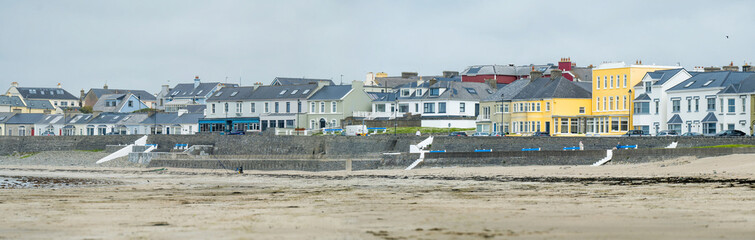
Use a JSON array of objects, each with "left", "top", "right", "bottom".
[{"left": 550, "top": 69, "right": 563, "bottom": 80}]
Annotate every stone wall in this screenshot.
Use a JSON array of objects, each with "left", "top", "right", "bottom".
[
  {"left": 430, "top": 136, "right": 755, "bottom": 152},
  {"left": 0, "top": 135, "right": 142, "bottom": 155}
]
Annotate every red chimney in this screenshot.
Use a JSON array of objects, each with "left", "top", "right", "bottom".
[{"left": 558, "top": 57, "right": 572, "bottom": 71}]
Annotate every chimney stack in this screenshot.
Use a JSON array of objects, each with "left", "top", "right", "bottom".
[
  {"left": 11, "top": 82, "right": 18, "bottom": 87},
  {"left": 194, "top": 76, "right": 201, "bottom": 88},
  {"left": 442, "top": 71, "right": 459, "bottom": 78},
  {"left": 401, "top": 72, "right": 418, "bottom": 78},
  {"left": 742, "top": 63, "right": 752, "bottom": 72},
  {"left": 550, "top": 69, "right": 563, "bottom": 80},
  {"left": 722, "top": 61, "right": 739, "bottom": 71},
  {"left": 485, "top": 79, "right": 497, "bottom": 90},
  {"left": 529, "top": 66, "right": 543, "bottom": 80},
  {"left": 558, "top": 57, "right": 572, "bottom": 71},
  {"left": 80, "top": 89, "right": 85, "bottom": 99},
  {"left": 57, "top": 83, "right": 62, "bottom": 89},
  {"left": 428, "top": 77, "right": 438, "bottom": 87},
  {"left": 103, "top": 84, "right": 108, "bottom": 89},
  {"left": 704, "top": 66, "right": 722, "bottom": 72}
]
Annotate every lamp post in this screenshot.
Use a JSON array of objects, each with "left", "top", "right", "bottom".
[
  {"left": 499, "top": 93, "right": 504, "bottom": 135},
  {"left": 393, "top": 99, "right": 398, "bottom": 136},
  {"left": 297, "top": 99, "right": 300, "bottom": 136},
  {"left": 628, "top": 89, "right": 633, "bottom": 132}
]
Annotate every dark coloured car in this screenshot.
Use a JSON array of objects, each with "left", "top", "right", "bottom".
[
  {"left": 656, "top": 130, "right": 679, "bottom": 136},
  {"left": 716, "top": 130, "right": 746, "bottom": 137},
  {"left": 449, "top": 131, "right": 468, "bottom": 136},
  {"left": 227, "top": 130, "right": 246, "bottom": 135},
  {"left": 681, "top": 132, "right": 703, "bottom": 137},
  {"left": 623, "top": 130, "right": 649, "bottom": 137},
  {"left": 532, "top": 131, "right": 550, "bottom": 137},
  {"left": 489, "top": 132, "right": 504, "bottom": 137}
]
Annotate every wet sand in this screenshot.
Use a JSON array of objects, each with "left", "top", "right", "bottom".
[{"left": 0, "top": 154, "right": 753, "bottom": 239}]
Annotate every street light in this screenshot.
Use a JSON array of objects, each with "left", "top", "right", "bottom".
[
  {"left": 394, "top": 99, "right": 398, "bottom": 136},
  {"left": 499, "top": 93, "right": 504, "bottom": 135},
  {"left": 628, "top": 89, "right": 632, "bottom": 132}
]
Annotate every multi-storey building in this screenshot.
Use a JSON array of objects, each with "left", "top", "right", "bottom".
[
  {"left": 631, "top": 69, "right": 693, "bottom": 134},
  {"left": 590, "top": 62, "right": 680, "bottom": 135},
  {"left": 306, "top": 81, "right": 372, "bottom": 129}
]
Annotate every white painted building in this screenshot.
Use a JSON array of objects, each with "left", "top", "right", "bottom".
[{"left": 631, "top": 69, "right": 693, "bottom": 134}]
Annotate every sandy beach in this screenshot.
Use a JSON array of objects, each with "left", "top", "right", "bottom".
[{"left": 0, "top": 154, "right": 753, "bottom": 239}]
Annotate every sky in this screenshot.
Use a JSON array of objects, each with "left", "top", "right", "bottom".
[{"left": 1, "top": 0, "right": 754, "bottom": 94}]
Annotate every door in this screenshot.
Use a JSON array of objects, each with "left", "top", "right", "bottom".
[
  {"left": 319, "top": 118, "right": 326, "bottom": 128},
  {"left": 545, "top": 122, "right": 550, "bottom": 133}
]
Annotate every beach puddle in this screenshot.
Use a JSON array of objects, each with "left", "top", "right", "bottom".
[{"left": 1, "top": 176, "right": 114, "bottom": 189}]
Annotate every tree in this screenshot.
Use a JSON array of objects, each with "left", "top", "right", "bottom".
[{"left": 79, "top": 106, "right": 93, "bottom": 113}]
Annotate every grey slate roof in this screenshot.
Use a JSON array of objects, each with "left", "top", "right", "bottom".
[
  {"left": 634, "top": 93, "right": 651, "bottom": 101},
  {"left": 0, "top": 95, "right": 25, "bottom": 107},
  {"left": 569, "top": 67, "right": 593, "bottom": 82},
  {"left": 649, "top": 69, "right": 685, "bottom": 86},
  {"left": 167, "top": 82, "right": 238, "bottom": 98},
  {"left": 172, "top": 113, "right": 203, "bottom": 124},
  {"left": 0, "top": 113, "right": 16, "bottom": 123},
  {"left": 5, "top": 113, "right": 46, "bottom": 124},
  {"left": 206, "top": 87, "right": 256, "bottom": 101},
  {"left": 247, "top": 84, "right": 319, "bottom": 100},
  {"left": 90, "top": 88, "right": 156, "bottom": 101},
  {"left": 185, "top": 105, "right": 206, "bottom": 114},
  {"left": 511, "top": 77, "right": 592, "bottom": 100},
  {"left": 461, "top": 64, "right": 556, "bottom": 76},
  {"left": 36, "top": 114, "right": 66, "bottom": 125},
  {"left": 308, "top": 85, "right": 353, "bottom": 100},
  {"left": 15, "top": 87, "right": 78, "bottom": 100},
  {"left": 398, "top": 81, "right": 494, "bottom": 101},
  {"left": 117, "top": 114, "right": 149, "bottom": 125},
  {"left": 88, "top": 113, "right": 133, "bottom": 124},
  {"left": 374, "top": 76, "right": 461, "bottom": 88},
  {"left": 366, "top": 92, "right": 397, "bottom": 102},
  {"left": 718, "top": 74, "right": 755, "bottom": 94},
  {"left": 26, "top": 100, "right": 55, "bottom": 109},
  {"left": 66, "top": 114, "right": 94, "bottom": 124},
  {"left": 92, "top": 94, "right": 128, "bottom": 112},
  {"left": 141, "top": 112, "right": 180, "bottom": 125},
  {"left": 484, "top": 79, "right": 529, "bottom": 101},
  {"left": 668, "top": 71, "right": 755, "bottom": 91},
  {"left": 667, "top": 114, "right": 683, "bottom": 124},
  {"left": 574, "top": 81, "right": 593, "bottom": 92},
  {"left": 701, "top": 112, "right": 718, "bottom": 122},
  {"left": 272, "top": 77, "right": 334, "bottom": 86}
]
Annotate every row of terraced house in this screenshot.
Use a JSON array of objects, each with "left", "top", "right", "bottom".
[{"left": 3, "top": 58, "right": 755, "bottom": 136}]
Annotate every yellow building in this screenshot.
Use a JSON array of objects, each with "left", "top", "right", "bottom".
[
  {"left": 589, "top": 62, "right": 679, "bottom": 135},
  {"left": 508, "top": 72, "right": 593, "bottom": 136}
]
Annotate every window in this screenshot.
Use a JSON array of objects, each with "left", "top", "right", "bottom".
[
  {"left": 376, "top": 104, "right": 386, "bottom": 112},
  {"left": 703, "top": 80, "right": 714, "bottom": 86},
  {"left": 460, "top": 103, "right": 466, "bottom": 113},
  {"left": 536, "top": 103, "right": 541, "bottom": 111},
  {"left": 214, "top": 91, "right": 223, "bottom": 97},
  {"left": 401, "top": 89, "right": 410, "bottom": 97},
  {"left": 687, "top": 99, "right": 692, "bottom": 112},
  {"left": 279, "top": 90, "right": 287, "bottom": 95},
  {"left": 623, "top": 96, "right": 627, "bottom": 110},
  {"left": 265, "top": 102, "right": 269, "bottom": 113},
  {"left": 503, "top": 104, "right": 508, "bottom": 113},
  {"left": 727, "top": 98, "right": 735, "bottom": 113},
  {"left": 331, "top": 102, "right": 337, "bottom": 113},
  {"left": 224, "top": 103, "right": 229, "bottom": 113},
  {"left": 596, "top": 98, "right": 601, "bottom": 111},
  {"left": 645, "top": 82, "right": 652, "bottom": 93},
  {"left": 286, "top": 102, "right": 291, "bottom": 113},
  {"left": 609, "top": 97, "right": 614, "bottom": 110},
  {"left": 331, "top": 119, "right": 337, "bottom": 127},
  {"left": 128, "top": 101, "right": 133, "bottom": 107},
  {"left": 743, "top": 98, "right": 747, "bottom": 112},
  {"left": 703, "top": 123, "right": 716, "bottom": 134},
  {"left": 695, "top": 99, "right": 699, "bottom": 112},
  {"left": 430, "top": 88, "right": 440, "bottom": 96},
  {"left": 398, "top": 104, "right": 409, "bottom": 113},
  {"left": 684, "top": 81, "right": 695, "bottom": 88},
  {"left": 438, "top": 102, "right": 446, "bottom": 113},
  {"left": 634, "top": 102, "right": 649, "bottom": 114},
  {"left": 275, "top": 102, "right": 279, "bottom": 113},
  {"left": 720, "top": 98, "right": 724, "bottom": 112},
  {"left": 211, "top": 104, "right": 216, "bottom": 113},
  {"left": 302, "top": 89, "right": 310, "bottom": 95},
  {"left": 423, "top": 103, "right": 435, "bottom": 113},
  {"left": 320, "top": 102, "right": 325, "bottom": 113},
  {"left": 290, "top": 90, "right": 298, "bottom": 95},
  {"left": 603, "top": 97, "right": 607, "bottom": 111},
  {"left": 623, "top": 75, "right": 627, "bottom": 87},
  {"left": 230, "top": 91, "right": 238, "bottom": 97},
  {"left": 465, "top": 88, "right": 477, "bottom": 94},
  {"left": 596, "top": 77, "right": 601, "bottom": 89},
  {"left": 579, "top": 107, "right": 585, "bottom": 114},
  {"left": 251, "top": 103, "right": 256, "bottom": 113},
  {"left": 615, "top": 96, "right": 620, "bottom": 110},
  {"left": 236, "top": 102, "right": 242, "bottom": 113},
  {"left": 298, "top": 101, "right": 302, "bottom": 113},
  {"left": 672, "top": 99, "right": 680, "bottom": 112},
  {"left": 310, "top": 102, "right": 315, "bottom": 112},
  {"left": 604, "top": 76, "right": 607, "bottom": 88},
  {"left": 286, "top": 120, "right": 294, "bottom": 128},
  {"left": 546, "top": 102, "right": 550, "bottom": 111},
  {"left": 655, "top": 101, "right": 659, "bottom": 114},
  {"left": 610, "top": 76, "right": 614, "bottom": 88},
  {"left": 416, "top": 89, "right": 422, "bottom": 96},
  {"left": 707, "top": 98, "right": 715, "bottom": 111}
]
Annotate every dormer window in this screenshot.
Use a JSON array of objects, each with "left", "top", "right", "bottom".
[
  {"left": 430, "top": 88, "right": 440, "bottom": 96},
  {"left": 644, "top": 82, "right": 652, "bottom": 93},
  {"left": 401, "top": 89, "right": 410, "bottom": 97},
  {"left": 416, "top": 89, "right": 423, "bottom": 96}
]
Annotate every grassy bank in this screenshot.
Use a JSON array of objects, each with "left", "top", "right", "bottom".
[
  {"left": 693, "top": 144, "right": 755, "bottom": 148},
  {"left": 376, "top": 127, "right": 475, "bottom": 135}
]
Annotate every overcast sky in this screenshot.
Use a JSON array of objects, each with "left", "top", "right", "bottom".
[{"left": 1, "top": 0, "right": 754, "bottom": 94}]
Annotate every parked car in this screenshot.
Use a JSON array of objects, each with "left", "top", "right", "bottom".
[
  {"left": 716, "top": 130, "right": 746, "bottom": 137},
  {"left": 227, "top": 130, "right": 246, "bottom": 135},
  {"left": 40, "top": 131, "right": 56, "bottom": 136},
  {"left": 449, "top": 131, "right": 468, "bottom": 136},
  {"left": 531, "top": 131, "right": 550, "bottom": 137},
  {"left": 489, "top": 132, "right": 504, "bottom": 137},
  {"left": 681, "top": 132, "right": 703, "bottom": 137},
  {"left": 623, "top": 130, "right": 649, "bottom": 137},
  {"left": 656, "top": 130, "right": 679, "bottom": 137},
  {"left": 472, "top": 132, "right": 489, "bottom": 137}
]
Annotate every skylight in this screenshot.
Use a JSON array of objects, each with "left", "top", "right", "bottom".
[
  {"left": 486, "top": 89, "right": 494, "bottom": 94},
  {"left": 466, "top": 88, "right": 477, "bottom": 94},
  {"left": 0, "top": 117, "right": 5, "bottom": 121},
  {"left": 684, "top": 81, "right": 695, "bottom": 88},
  {"left": 197, "top": 90, "right": 203, "bottom": 95},
  {"left": 280, "top": 90, "right": 287, "bottom": 95},
  {"left": 29, "top": 89, "right": 36, "bottom": 94},
  {"left": 214, "top": 91, "right": 223, "bottom": 97},
  {"left": 230, "top": 92, "right": 238, "bottom": 97},
  {"left": 302, "top": 89, "right": 310, "bottom": 94},
  {"left": 703, "top": 79, "right": 715, "bottom": 86},
  {"left": 113, "top": 116, "right": 120, "bottom": 119},
  {"left": 291, "top": 90, "right": 298, "bottom": 94}
]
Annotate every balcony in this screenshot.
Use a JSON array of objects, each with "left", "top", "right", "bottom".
[{"left": 352, "top": 111, "right": 405, "bottom": 120}]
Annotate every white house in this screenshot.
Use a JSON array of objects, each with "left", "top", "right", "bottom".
[
  {"left": 664, "top": 71, "right": 755, "bottom": 135},
  {"left": 632, "top": 69, "right": 693, "bottom": 134}
]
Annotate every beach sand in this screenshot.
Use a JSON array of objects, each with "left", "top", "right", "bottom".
[{"left": 0, "top": 154, "right": 753, "bottom": 239}]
